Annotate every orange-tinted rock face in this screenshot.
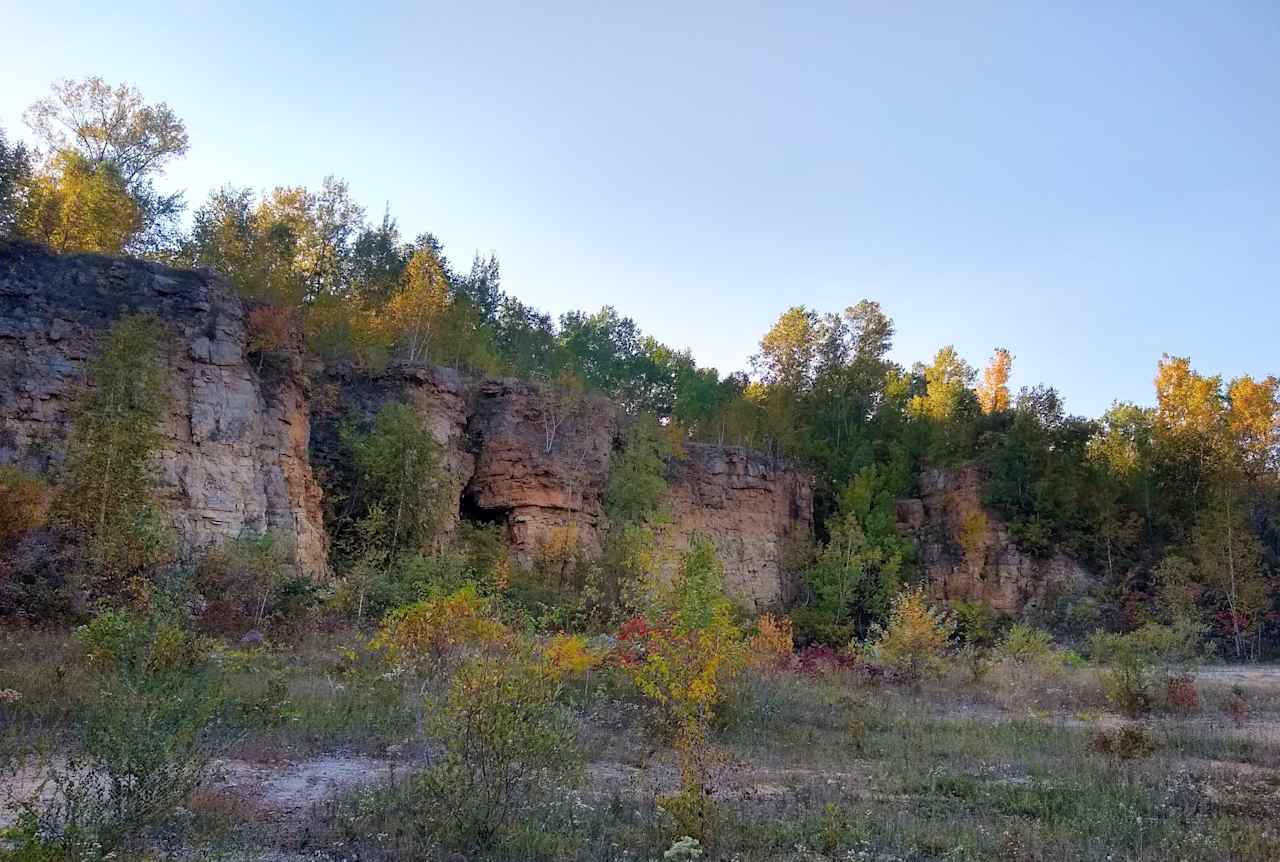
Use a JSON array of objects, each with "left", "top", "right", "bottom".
[
  {"left": 667, "top": 445, "right": 814, "bottom": 610},
  {"left": 312, "top": 370, "right": 813, "bottom": 607},
  {"left": 896, "top": 464, "right": 1092, "bottom": 615},
  {"left": 0, "top": 242, "right": 329, "bottom": 577}
]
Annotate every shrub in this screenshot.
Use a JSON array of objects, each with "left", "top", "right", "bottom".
[
  {"left": 794, "top": 644, "right": 858, "bottom": 675},
  {"left": 1101, "top": 645, "right": 1151, "bottom": 718},
  {"left": 959, "top": 643, "right": 993, "bottom": 683},
  {"left": 1087, "top": 620, "right": 1206, "bottom": 667},
  {"left": 3, "top": 664, "right": 221, "bottom": 858},
  {"left": 1090, "top": 723, "right": 1159, "bottom": 760},
  {"left": 1223, "top": 685, "right": 1249, "bottom": 728},
  {"left": 1165, "top": 672, "right": 1199, "bottom": 716},
  {"left": 371, "top": 586, "right": 511, "bottom": 668},
  {"left": 0, "top": 467, "right": 50, "bottom": 545},
  {"left": 540, "top": 632, "right": 601, "bottom": 679},
  {"left": 76, "top": 609, "right": 146, "bottom": 671},
  {"left": 193, "top": 532, "right": 295, "bottom": 634},
  {"left": 998, "top": 624, "right": 1067, "bottom": 675},
  {"left": 75, "top": 609, "right": 203, "bottom": 676},
  {"left": 862, "top": 587, "right": 954, "bottom": 686},
  {"left": 624, "top": 538, "right": 745, "bottom": 732},
  {"left": 378, "top": 654, "right": 579, "bottom": 853},
  {"left": 745, "top": 614, "right": 794, "bottom": 670},
  {"left": 951, "top": 599, "right": 1003, "bottom": 648},
  {"left": 622, "top": 538, "right": 744, "bottom": 846},
  {"left": 999, "top": 624, "right": 1054, "bottom": 663},
  {"left": 663, "top": 836, "right": 705, "bottom": 861},
  {"left": 245, "top": 304, "right": 294, "bottom": 368}
]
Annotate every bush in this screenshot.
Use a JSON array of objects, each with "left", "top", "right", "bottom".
[
  {"left": 862, "top": 587, "right": 954, "bottom": 686},
  {"left": 998, "top": 624, "right": 1068, "bottom": 675},
  {"left": 193, "top": 532, "right": 296, "bottom": 635},
  {"left": 2, "top": 663, "right": 221, "bottom": 858},
  {"left": 745, "top": 614, "right": 794, "bottom": 670},
  {"left": 1090, "top": 723, "right": 1159, "bottom": 761},
  {"left": 0, "top": 467, "right": 50, "bottom": 546},
  {"left": 620, "top": 538, "right": 744, "bottom": 846},
  {"left": 371, "top": 586, "right": 511, "bottom": 669},
  {"left": 1165, "top": 672, "right": 1199, "bottom": 715},
  {"left": 1100, "top": 645, "right": 1151, "bottom": 718},
  {"left": 951, "top": 599, "right": 1003, "bottom": 648},
  {"left": 1087, "top": 620, "right": 1206, "bottom": 667},
  {"left": 75, "top": 608, "right": 203, "bottom": 676},
  {"left": 353, "top": 654, "right": 579, "bottom": 854},
  {"left": 1223, "top": 685, "right": 1249, "bottom": 728},
  {"left": 540, "top": 632, "right": 602, "bottom": 679}
]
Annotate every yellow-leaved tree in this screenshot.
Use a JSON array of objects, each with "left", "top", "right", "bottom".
[
  {"left": 17, "top": 151, "right": 140, "bottom": 253},
  {"left": 977, "top": 348, "right": 1013, "bottom": 414},
  {"left": 863, "top": 586, "right": 954, "bottom": 687}
]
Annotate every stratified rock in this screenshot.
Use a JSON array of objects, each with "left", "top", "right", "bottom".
[
  {"left": 1, "top": 241, "right": 814, "bottom": 608},
  {"left": 668, "top": 444, "right": 814, "bottom": 610},
  {"left": 0, "top": 241, "right": 328, "bottom": 577},
  {"left": 895, "top": 464, "right": 1093, "bottom": 614}
]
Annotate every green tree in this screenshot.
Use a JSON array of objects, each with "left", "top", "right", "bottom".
[
  {"left": 798, "top": 466, "right": 915, "bottom": 643},
  {"left": 58, "top": 314, "right": 171, "bottom": 585},
  {"left": 340, "top": 402, "right": 448, "bottom": 562},
  {"left": 0, "top": 125, "right": 33, "bottom": 237},
  {"left": 755, "top": 306, "right": 819, "bottom": 392}
]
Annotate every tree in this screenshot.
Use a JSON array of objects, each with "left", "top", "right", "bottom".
[
  {"left": 58, "top": 314, "right": 171, "bottom": 584},
  {"left": 380, "top": 245, "right": 451, "bottom": 363},
  {"left": 349, "top": 208, "right": 411, "bottom": 305},
  {"left": 1227, "top": 374, "right": 1279, "bottom": 477},
  {"left": 25, "top": 77, "right": 188, "bottom": 255},
  {"left": 755, "top": 306, "right": 819, "bottom": 392},
  {"left": 977, "top": 348, "right": 1013, "bottom": 414},
  {"left": 910, "top": 346, "right": 976, "bottom": 423},
  {"left": 16, "top": 151, "right": 140, "bottom": 253},
  {"left": 457, "top": 252, "right": 503, "bottom": 323},
  {"left": 0, "top": 125, "right": 32, "bottom": 237},
  {"left": 342, "top": 402, "right": 447, "bottom": 562},
  {"left": 26, "top": 77, "right": 188, "bottom": 187},
  {"left": 864, "top": 587, "right": 955, "bottom": 686},
  {"left": 798, "top": 466, "right": 914, "bottom": 644}
]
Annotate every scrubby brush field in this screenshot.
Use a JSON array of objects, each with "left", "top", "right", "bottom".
[{"left": 3, "top": 603, "right": 1278, "bottom": 862}]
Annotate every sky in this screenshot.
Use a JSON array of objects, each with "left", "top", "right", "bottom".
[{"left": 2, "top": 1, "right": 1277, "bottom": 417}]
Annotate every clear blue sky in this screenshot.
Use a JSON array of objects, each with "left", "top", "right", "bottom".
[{"left": 3, "top": 1, "right": 1277, "bottom": 417}]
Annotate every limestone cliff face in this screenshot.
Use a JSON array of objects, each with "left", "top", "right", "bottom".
[
  {"left": 313, "top": 367, "right": 813, "bottom": 608},
  {"left": 0, "top": 241, "right": 329, "bottom": 576},
  {"left": 668, "top": 445, "right": 814, "bottom": 609},
  {"left": 1, "top": 242, "right": 813, "bottom": 607},
  {"left": 895, "top": 465, "right": 1092, "bottom": 614}
]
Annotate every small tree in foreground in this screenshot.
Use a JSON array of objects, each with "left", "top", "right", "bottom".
[
  {"left": 57, "top": 314, "right": 171, "bottom": 590},
  {"left": 862, "top": 586, "right": 954, "bottom": 687}
]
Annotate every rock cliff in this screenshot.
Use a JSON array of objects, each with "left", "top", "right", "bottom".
[
  {"left": 895, "top": 464, "right": 1092, "bottom": 615},
  {"left": 312, "top": 365, "right": 814, "bottom": 609},
  {"left": 0, "top": 241, "right": 328, "bottom": 576},
  {"left": 1, "top": 243, "right": 813, "bottom": 608}
]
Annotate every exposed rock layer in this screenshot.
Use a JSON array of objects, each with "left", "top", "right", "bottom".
[
  {"left": 0, "top": 241, "right": 328, "bottom": 576},
  {"left": 2, "top": 243, "right": 813, "bottom": 606},
  {"left": 313, "top": 366, "right": 815, "bottom": 609},
  {"left": 895, "top": 465, "right": 1092, "bottom": 615}
]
